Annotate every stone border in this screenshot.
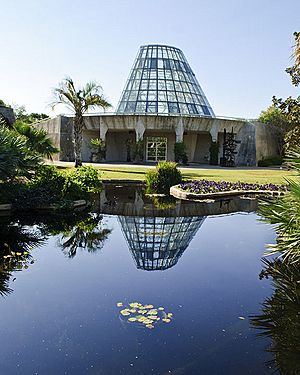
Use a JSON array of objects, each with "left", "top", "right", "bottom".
[
  {"left": 0, "top": 200, "right": 87, "bottom": 213},
  {"left": 170, "top": 185, "right": 286, "bottom": 201}
]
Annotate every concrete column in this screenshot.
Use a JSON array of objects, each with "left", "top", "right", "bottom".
[
  {"left": 209, "top": 119, "right": 220, "bottom": 142},
  {"left": 175, "top": 117, "right": 184, "bottom": 142},
  {"left": 135, "top": 117, "right": 145, "bottom": 141},
  {"left": 99, "top": 117, "right": 108, "bottom": 141}
]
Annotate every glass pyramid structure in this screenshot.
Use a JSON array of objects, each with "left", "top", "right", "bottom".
[
  {"left": 116, "top": 44, "right": 215, "bottom": 117},
  {"left": 118, "top": 215, "right": 205, "bottom": 271}
]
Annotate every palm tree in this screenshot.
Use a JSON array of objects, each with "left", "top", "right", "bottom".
[
  {"left": 259, "top": 147, "right": 300, "bottom": 262},
  {"left": 14, "top": 121, "right": 59, "bottom": 160},
  {"left": 292, "top": 31, "right": 300, "bottom": 68},
  {"left": 0, "top": 119, "right": 40, "bottom": 181},
  {"left": 51, "top": 77, "right": 112, "bottom": 167}
]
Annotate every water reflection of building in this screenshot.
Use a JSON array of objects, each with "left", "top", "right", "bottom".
[{"left": 118, "top": 216, "right": 205, "bottom": 271}]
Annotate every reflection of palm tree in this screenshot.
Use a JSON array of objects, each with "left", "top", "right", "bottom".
[
  {"left": 251, "top": 258, "right": 300, "bottom": 374},
  {"left": 60, "top": 214, "right": 111, "bottom": 258},
  {"left": 0, "top": 217, "right": 45, "bottom": 297},
  {"left": 0, "top": 271, "right": 12, "bottom": 297}
]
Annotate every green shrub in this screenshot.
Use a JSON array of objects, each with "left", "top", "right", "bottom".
[
  {"left": 146, "top": 161, "right": 182, "bottom": 194},
  {"left": 174, "top": 142, "right": 188, "bottom": 165},
  {"left": 258, "top": 156, "right": 283, "bottom": 167},
  {"left": 68, "top": 166, "right": 103, "bottom": 193},
  {"left": 7, "top": 165, "right": 103, "bottom": 209},
  {"left": 89, "top": 138, "right": 106, "bottom": 162}
]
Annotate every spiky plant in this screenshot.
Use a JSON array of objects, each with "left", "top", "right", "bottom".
[
  {"left": 251, "top": 258, "right": 300, "bottom": 374},
  {"left": 0, "top": 119, "right": 40, "bottom": 181},
  {"left": 51, "top": 77, "right": 112, "bottom": 167},
  {"left": 259, "top": 148, "right": 300, "bottom": 262},
  {"left": 13, "top": 121, "right": 59, "bottom": 160}
]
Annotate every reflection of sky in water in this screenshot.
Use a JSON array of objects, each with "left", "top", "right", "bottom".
[{"left": 0, "top": 213, "right": 275, "bottom": 375}]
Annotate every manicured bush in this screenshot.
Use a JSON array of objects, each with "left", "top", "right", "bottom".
[
  {"left": 68, "top": 165, "right": 103, "bottom": 193},
  {"left": 258, "top": 156, "right": 283, "bottom": 167},
  {"left": 146, "top": 161, "right": 182, "bottom": 194},
  {"left": 174, "top": 142, "right": 188, "bottom": 165}
]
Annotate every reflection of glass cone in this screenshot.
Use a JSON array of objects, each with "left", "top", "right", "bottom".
[
  {"left": 116, "top": 44, "right": 214, "bottom": 117},
  {"left": 118, "top": 216, "right": 205, "bottom": 271}
]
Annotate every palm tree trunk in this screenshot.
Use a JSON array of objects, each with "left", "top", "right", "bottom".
[{"left": 74, "top": 113, "right": 83, "bottom": 167}]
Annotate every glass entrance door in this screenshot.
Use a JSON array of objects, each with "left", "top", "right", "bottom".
[{"left": 146, "top": 137, "right": 167, "bottom": 162}]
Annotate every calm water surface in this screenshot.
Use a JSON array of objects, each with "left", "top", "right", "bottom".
[{"left": 0, "top": 187, "right": 277, "bottom": 375}]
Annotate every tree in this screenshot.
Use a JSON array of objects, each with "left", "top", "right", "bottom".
[
  {"left": 51, "top": 77, "right": 112, "bottom": 167},
  {"left": 12, "top": 104, "right": 49, "bottom": 124},
  {"left": 13, "top": 121, "right": 59, "bottom": 160},
  {"left": 286, "top": 31, "right": 300, "bottom": 86},
  {"left": 258, "top": 105, "right": 289, "bottom": 156},
  {"left": 271, "top": 31, "right": 300, "bottom": 152}
]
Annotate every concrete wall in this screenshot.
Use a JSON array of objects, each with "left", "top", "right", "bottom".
[
  {"left": 235, "top": 122, "right": 256, "bottom": 166},
  {"left": 33, "top": 114, "right": 280, "bottom": 166},
  {"left": 254, "top": 121, "right": 280, "bottom": 162},
  {"left": 34, "top": 116, "right": 74, "bottom": 161},
  {"left": 106, "top": 131, "right": 135, "bottom": 162},
  {"left": 190, "top": 132, "right": 212, "bottom": 163}
]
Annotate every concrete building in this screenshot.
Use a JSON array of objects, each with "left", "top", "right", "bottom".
[{"left": 35, "top": 44, "right": 279, "bottom": 166}]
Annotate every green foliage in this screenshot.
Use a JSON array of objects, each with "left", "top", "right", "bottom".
[
  {"left": 174, "top": 142, "right": 188, "bottom": 165},
  {"left": 0, "top": 211, "right": 111, "bottom": 295},
  {"left": 259, "top": 148, "right": 300, "bottom": 262},
  {"left": 151, "top": 195, "right": 177, "bottom": 210},
  {"left": 89, "top": 137, "right": 106, "bottom": 162},
  {"left": 146, "top": 161, "right": 182, "bottom": 194},
  {"left": 251, "top": 258, "right": 300, "bottom": 374},
  {"left": 13, "top": 104, "right": 49, "bottom": 124},
  {"left": 257, "top": 156, "right": 283, "bottom": 167},
  {"left": 0, "top": 123, "right": 40, "bottom": 181},
  {"left": 68, "top": 166, "right": 103, "bottom": 193},
  {"left": 285, "top": 31, "right": 300, "bottom": 86},
  {"left": 2, "top": 165, "right": 103, "bottom": 209},
  {"left": 270, "top": 32, "right": 300, "bottom": 153},
  {"left": 209, "top": 141, "right": 219, "bottom": 165},
  {"left": 14, "top": 121, "right": 59, "bottom": 160},
  {"left": 0, "top": 99, "right": 8, "bottom": 106},
  {"left": 51, "top": 77, "right": 112, "bottom": 167}
]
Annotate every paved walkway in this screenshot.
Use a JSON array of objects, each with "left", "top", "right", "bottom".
[{"left": 48, "top": 160, "right": 285, "bottom": 171}]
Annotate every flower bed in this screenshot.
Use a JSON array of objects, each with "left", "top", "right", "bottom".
[{"left": 178, "top": 180, "right": 288, "bottom": 194}]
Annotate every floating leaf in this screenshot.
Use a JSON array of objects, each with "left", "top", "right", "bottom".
[
  {"left": 117, "top": 302, "right": 123, "bottom": 307},
  {"left": 162, "top": 318, "right": 171, "bottom": 323},
  {"left": 128, "top": 317, "right": 137, "bottom": 322},
  {"left": 146, "top": 324, "right": 154, "bottom": 329},
  {"left": 158, "top": 307, "right": 164, "bottom": 311},
  {"left": 148, "top": 316, "right": 158, "bottom": 320}
]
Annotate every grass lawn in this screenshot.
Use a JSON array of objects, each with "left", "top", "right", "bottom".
[{"left": 89, "top": 165, "right": 297, "bottom": 184}]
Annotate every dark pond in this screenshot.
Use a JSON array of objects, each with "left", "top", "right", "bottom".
[{"left": 0, "top": 185, "right": 294, "bottom": 374}]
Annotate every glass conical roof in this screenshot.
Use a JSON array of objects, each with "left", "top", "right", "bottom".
[
  {"left": 118, "top": 215, "right": 205, "bottom": 271},
  {"left": 116, "top": 44, "right": 215, "bottom": 116}
]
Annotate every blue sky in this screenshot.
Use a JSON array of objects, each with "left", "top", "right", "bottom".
[{"left": 0, "top": 0, "right": 299, "bottom": 118}]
